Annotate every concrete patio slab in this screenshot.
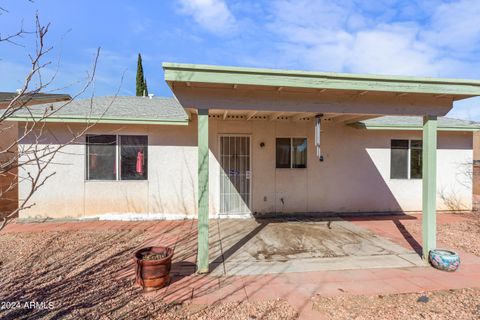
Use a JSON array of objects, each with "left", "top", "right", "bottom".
[{"left": 210, "top": 217, "right": 424, "bottom": 275}]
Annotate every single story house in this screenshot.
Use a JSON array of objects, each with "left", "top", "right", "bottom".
[{"left": 7, "top": 63, "right": 480, "bottom": 272}]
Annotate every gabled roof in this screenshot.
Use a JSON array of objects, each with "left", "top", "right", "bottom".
[
  {"left": 6, "top": 96, "right": 189, "bottom": 125},
  {"left": 354, "top": 116, "right": 480, "bottom": 131},
  {"left": 163, "top": 62, "right": 480, "bottom": 100}
]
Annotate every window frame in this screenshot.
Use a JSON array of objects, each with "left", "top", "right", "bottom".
[
  {"left": 275, "top": 137, "right": 307, "bottom": 169},
  {"left": 390, "top": 139, "right": 422, "bottom": 180},
  {"left": 85, "top": 134, "right": 148, "bottom": 182}
]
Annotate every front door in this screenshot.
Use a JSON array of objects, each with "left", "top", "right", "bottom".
[{"left": 219, "top": 136, "right": 251, "bottom": 215}]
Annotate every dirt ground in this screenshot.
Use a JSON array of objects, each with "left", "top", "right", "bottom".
[
  {"left": 0, "top": 212, "right": 479, "bottom": 319},
  {"left": 408, "top": 212, "right": 480, "bottom": 257},
  {"left": 0, "top": 229, "right": 297, "bottom": 320},
  {"left": 313, "top": 288, "right": 480, "bottom": 320}
]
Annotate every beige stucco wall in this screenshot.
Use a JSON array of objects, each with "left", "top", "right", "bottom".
[{"left": 18, "top": 118, "right": 473, "bottom": 220}]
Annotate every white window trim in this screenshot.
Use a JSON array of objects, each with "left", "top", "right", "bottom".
[
  {"left": 85, "top": 134, "right": 148, "bottom": 182},
  {"left": 276, "top": 137, "right": 307, "bottom": 169},
  {"left": 391, "top": 139, "right": 422, "bottom": 180}
]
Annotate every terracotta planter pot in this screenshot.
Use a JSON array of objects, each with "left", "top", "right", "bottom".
[{"left": 134, "top": 246, "right": 174, "bottom": 291}]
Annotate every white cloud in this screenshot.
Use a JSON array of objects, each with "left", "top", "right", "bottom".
[
  {"left": 423, "top": 0, "right": 480, "bottom": 52},
  {"left": 177, "top": 0, "right": 236, "bottom": 35},
  {"left": 260, "top": 0, "right": 480, "bottom": 82}
]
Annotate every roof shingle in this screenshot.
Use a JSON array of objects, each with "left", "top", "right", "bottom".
[{"left": 9, "top": 96, "right": 189, "bottom": 124}]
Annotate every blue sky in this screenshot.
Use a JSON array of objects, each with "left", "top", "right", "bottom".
[{"left": 1, "top": 0, "right": 480, "bottom": 119}]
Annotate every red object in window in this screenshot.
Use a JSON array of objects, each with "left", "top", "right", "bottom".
[
  {"left": 136, "top": 150, "right": 144, "bottom": 175},
  {"left": 90, "top": 154, "right": 97, "bottom": 170}
]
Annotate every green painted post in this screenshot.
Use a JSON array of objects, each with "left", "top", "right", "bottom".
[
  {"left": 197, "top": 109, "right": 209, "bottom": 273},
  {"left": 422, "top": 115, "right": 437, "bottom": 260}
]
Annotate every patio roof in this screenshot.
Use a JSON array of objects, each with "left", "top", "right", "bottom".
[
  {"left": 163, "top": 63, "right": 480, "bottom": 272},
  {"left": 163, "top": 62, "right": 480, "bottom": 100},
  {"left": 6, "top": 96, "right": 189, "bottom": 125}
]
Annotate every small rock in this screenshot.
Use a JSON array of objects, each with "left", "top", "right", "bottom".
[{"left": 417, "top": 295, "right": 429, "bottom": 303}]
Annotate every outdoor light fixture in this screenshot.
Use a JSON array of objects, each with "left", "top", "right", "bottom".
[
  {"left": 260, "top": 142, "right": 265, "bottom": 148},
  {"left": 315, "top": 114, "right": 324, "bottom": 161}
]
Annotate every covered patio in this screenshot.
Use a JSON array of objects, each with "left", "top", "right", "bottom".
[
  {"left": 207, "top": 216, "right": 423, "bottom": 276},
  {"left": 163, "top": 62, "right": 480, "bottom": 273}
]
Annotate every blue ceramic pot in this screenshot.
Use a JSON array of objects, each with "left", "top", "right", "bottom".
[{"left": 429, "top": 249, "right": 460, "bottom": 272}]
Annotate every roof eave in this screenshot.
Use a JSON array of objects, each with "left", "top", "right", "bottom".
[
  {"left": 5, "top": 116, "right": 189, "bottom": 126},
  {"left": 163, "top": 62, "right": 480, "bottom": 97},
  {"left": 0, "top": 93, "right": 72, "bottom": 108}
]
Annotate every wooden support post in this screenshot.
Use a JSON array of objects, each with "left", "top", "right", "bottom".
[
  {"left": 197, "top": 109, "right": 209, "bottom": 273},
  {"left": 422, "top": 115, "right": 437, "bottom": 260}
]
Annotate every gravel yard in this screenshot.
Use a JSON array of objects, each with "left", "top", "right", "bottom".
[
  {"left": 313, "top": 288, "right": 480, "bottom": 320},
  {"left": 0, "top": 229, "right": 297, "bottom": 320},
  {"left": 0, "top": 213, "right": 479, "bottom": 319},
  {"left": 408, "top": 213, "right": 480, "bottom": 256}
]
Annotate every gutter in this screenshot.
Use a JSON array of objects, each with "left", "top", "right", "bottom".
[{"left": 5, "top": 116, "right": 189, "bottom": 126}]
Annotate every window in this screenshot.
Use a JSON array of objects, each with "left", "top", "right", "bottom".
[
  {"left": 410, "top": 140, "right": 422, "bottom": 179},
  {"left": 86, "top": 135, "right": 148, "bottom": 181},
  {"left": 86, "top": 135, "right": 117, "bottom": 180},
  {"left": 120, "top": 135, "right": 148, "bottom": 180},
  {"left": 276, "top": 138, "right": 307, "bottom": 168},
  {"left": 390, "top": 139, "right": 422, "bottom": 179}
]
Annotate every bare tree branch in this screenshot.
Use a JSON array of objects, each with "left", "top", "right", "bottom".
[{"left": 0, "top": 7, "right": 121, "bottom": 231}]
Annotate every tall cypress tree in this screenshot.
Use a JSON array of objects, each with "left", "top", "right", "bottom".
[
  {"left": 136, "top": 53, "right": 145, "bottom": 96},
  {"left": 144, "top": 77, "right": 149, "bottom": 96}
]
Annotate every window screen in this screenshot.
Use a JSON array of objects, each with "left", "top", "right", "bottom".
[
  {"left": 276, "top": 138, "right": 291, "bottom": 168},
  {"left": 390, "top": 139, "right": 408, "bottom": 179},
  {"left": 410, "top": 140, "right": 422, "bottom": 179},
  {"left": 292, "top": 138, "right": 307, "bottom": 168},
  {"left": 86, "top": 135, "right": 117, "bottom": 180},
  {"left": 120, "top": 135, "right": 148, "bottom": 180}
]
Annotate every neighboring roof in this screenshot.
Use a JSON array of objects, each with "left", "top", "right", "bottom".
[
  {"left": 354, "top": 116, "right": 480, "bottom": 131},
  {"left": 163, "top": 62, "right": 480, "bottom": 100},
  {"left": 0, "top": 92, "right": 71, "bottom": 108},
  {"left": 6, "top": 96, "right": 189, "bottom": 125}
]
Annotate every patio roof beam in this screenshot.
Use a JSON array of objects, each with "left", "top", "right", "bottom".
[
  {"left": 270, "top": 112, "right": 285, "bottom": 120},
  {"left": 168, "top": 86, "right": 453, "bottom": 116},
  {"left": 246, "top": 111, "right": 257, "bottom": 120},
  {"left": 343, "top": 115, "right": 380, "bottom": 125},
  {"left": 330, "top": 114, "right": 363, "bottom": 124},
  {"left": 293, "top": 112, "right": 315, "bottom": 121},
  {"left": 323, "top": 113, "right": 343, "bottom": 120}
]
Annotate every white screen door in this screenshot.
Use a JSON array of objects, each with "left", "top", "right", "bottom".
[{"left": 220, "top": 136, "right": 251, "bottom": 214}]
